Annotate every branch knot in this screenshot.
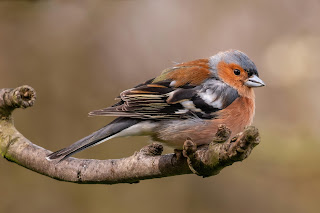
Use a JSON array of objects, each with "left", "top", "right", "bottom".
[{"left": 0, "top": 85, "right": 36, "bottom": 119}]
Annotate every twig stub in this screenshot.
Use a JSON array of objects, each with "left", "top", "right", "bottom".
[{"left": 0, "top": 85, "right": 36, "bottom": 119}]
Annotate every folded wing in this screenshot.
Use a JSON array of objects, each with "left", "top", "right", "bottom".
[{"left": 89, "top": 63, "right": 239, "bottom": 119}]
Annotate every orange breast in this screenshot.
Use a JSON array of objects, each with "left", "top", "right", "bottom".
[
  {"left": 212, "top": 96, "right": 255, "bottom": 137},
  {"left": 153, "top": 96, "right": 255, "bottom": 148}
]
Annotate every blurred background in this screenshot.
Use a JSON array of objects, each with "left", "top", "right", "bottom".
[{"left": 1, "top": 0, "right": 320, "bottom": 213}]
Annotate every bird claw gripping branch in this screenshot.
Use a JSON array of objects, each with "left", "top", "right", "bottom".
[{"left": 182, "top": 125, "right": 260, "bottom": 177}]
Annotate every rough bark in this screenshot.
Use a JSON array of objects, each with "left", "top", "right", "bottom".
[{"left": 0, "top": 85, "right": 260, "bottom": 184}]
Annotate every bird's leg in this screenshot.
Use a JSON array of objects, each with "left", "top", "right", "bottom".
[
  {"left": 219, "top": 126, "right": 260, "bottom": 162},
  {"left": 182, "top": 125, "right": 260, "bottom": 177},
  {"left": 173, "top": 149, "right": 183, "bottom": 160},
  {"left": 212, "top": 124, "right": 232, "bottom": 143},
  {"left": 182, "top": 125, "right": 230, "bottom": 177},
  {"left": 182, "top": 138, "right": 200, "bottom": 175}
]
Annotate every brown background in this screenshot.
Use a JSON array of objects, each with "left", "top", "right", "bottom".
[{"left": 1, "top": 0, "right": 320, "bottom": 213}]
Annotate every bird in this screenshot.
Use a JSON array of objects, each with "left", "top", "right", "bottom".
[{"left": 47, "top": 49, "right": 265, "bottom": 161}]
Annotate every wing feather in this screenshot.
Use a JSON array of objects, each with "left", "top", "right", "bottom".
[{"left": 89, "top": 64, "right": 239, "bottom": 119}]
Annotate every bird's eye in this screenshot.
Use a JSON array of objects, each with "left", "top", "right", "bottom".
[{"left": 233, "top": 69, "right": 241, "bottom": 75}]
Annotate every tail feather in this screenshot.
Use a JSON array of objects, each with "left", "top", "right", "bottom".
[{"left": 46, "top": 117, "right": 140, "bottom": 161}]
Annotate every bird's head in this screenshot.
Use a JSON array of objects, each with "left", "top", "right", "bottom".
[{"left": 209, "top": 50, "right": 265, "bottom": 97}]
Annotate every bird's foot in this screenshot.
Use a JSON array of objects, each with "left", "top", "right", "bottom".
[
  {"left": 182, "top": 125, "right": 260, "bottom": 177},
  {"left": 219, "top": 126, "right": 260, "bottom": 162}
]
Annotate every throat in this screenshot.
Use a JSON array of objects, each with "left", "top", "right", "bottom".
[
  {"left": 242, "top": 96, "right": 255, "bottom": 125},
  {"left": 238, "top": 87, "right": 255, "bottom": 99}
]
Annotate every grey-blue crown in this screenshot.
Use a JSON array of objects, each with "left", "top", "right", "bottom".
[{"left": 209, "top": 50, "right": 259, "bottom": 77}]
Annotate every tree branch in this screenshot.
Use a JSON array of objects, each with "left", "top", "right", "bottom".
[{"left": 0, "top": 85, "right": 260, "bottom": 184}]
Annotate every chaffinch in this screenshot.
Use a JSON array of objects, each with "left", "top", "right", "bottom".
[{"left": 47, "top": 50, "right": 265, "bottom": 161}]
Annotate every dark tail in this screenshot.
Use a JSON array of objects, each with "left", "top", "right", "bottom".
[{"left": 46, "top": 117, "right": 140, "bottom": 162}]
